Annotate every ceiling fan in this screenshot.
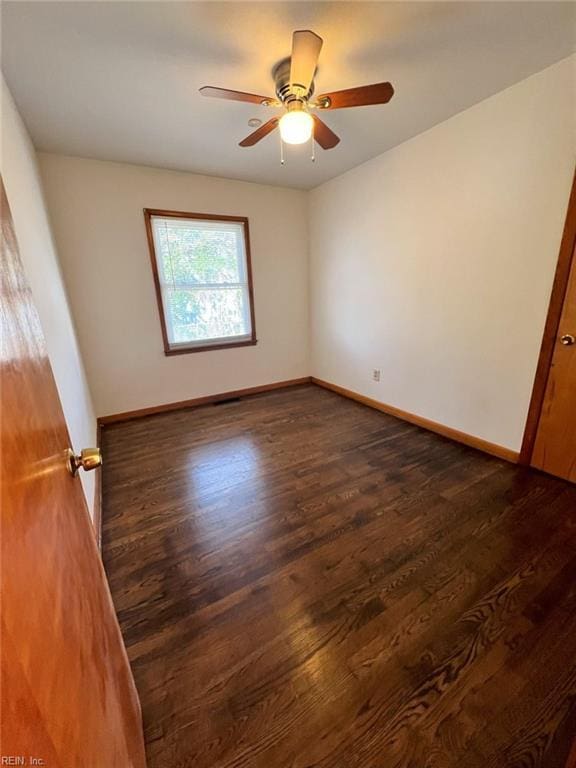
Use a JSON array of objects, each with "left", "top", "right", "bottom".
[{"left": 199, "top": 30, "right": 394, "bottom": 151}]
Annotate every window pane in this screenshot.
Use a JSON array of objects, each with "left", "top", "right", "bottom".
[
  {"left": 153, "top": 220, "right": 244, "bottom": 286},
  {"left": 165, "top": 287, "right": 251, "bottom": 345},
  {"left": 148, "top": 213, "right": 256, "bottom": 352}
]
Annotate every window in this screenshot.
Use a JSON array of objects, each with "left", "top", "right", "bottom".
[{"left": 144, "top": 209, "right": 257, "bottom": 354}]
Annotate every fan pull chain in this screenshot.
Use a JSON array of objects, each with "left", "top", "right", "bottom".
[
  {"left": 311, "top": 132, "right": 315, "bottom": 163},
  {"left": 280, "top": 134, "right": 285, "bottom": 165}
]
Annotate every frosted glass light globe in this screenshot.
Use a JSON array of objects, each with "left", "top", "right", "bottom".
[{"left": 279, "top": 110, "right": 314, "bottom": 145}]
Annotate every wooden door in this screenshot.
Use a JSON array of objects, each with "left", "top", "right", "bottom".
[
  {"left": 0, "top": 179, "right": 146, "bottom": 766},
  {"left": 529, "top": 174, "right": 576, "bottom": 483}
]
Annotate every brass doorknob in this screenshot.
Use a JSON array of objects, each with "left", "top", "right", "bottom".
[
  {"left": 67, "top": 447, "right": 102, "bottom": 476},
  {"left": 560, "top": 334, "right": 575, "bottom": 346}
]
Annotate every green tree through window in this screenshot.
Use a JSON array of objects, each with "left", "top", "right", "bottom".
[{"left": 147, "top": 213, "right": 255, "bottom": 353}]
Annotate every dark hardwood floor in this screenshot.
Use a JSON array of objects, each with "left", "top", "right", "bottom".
[{"left": 101, "top": 384, "right": 576, "bottom": 768}]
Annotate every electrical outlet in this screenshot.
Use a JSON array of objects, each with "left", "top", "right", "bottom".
[{"left": 372, "top": 369, "right": 381, "bottom": 382}]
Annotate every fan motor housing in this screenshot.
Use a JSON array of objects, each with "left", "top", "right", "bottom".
[{"left": 272, "top": 57, "right": 315, "bottom": 104}]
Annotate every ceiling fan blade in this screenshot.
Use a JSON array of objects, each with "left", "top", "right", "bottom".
[
  {"left": 315, "top": 82, "right": 394, "bottom": 109},
  {"left": 290, "top": 30, "right": 323, "bottom": 93},
  {"left": 239, "top": 117, "right": 279, "bottom": 147},
  {"left": 200, "top": 86, "right": 278, "bottom": 106},
  {"left": 313, "top": 116, "right": 340, "bottom": 150}
]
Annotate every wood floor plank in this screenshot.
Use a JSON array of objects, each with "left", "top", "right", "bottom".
[{"left": 102, "top": 384, "right": 576, "bottom": 767}]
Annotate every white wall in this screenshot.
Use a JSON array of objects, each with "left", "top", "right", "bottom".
[
  {"left": 38, "top": 155, "right": 309, "bottom": 417},
  {"left": 25, "top": 56, "right": 575, "bottom": 453},
  {"left": 1, "top": 76, "right": 96, "bottom": 513},
  {"left": 309, "top": 55, "right": 576, "bottom": 452}
]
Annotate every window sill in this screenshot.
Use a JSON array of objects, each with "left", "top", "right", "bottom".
[{"left": 164, "top": 338, "right": 258, "bottom": 356}]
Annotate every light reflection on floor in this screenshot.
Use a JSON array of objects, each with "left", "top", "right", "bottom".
[
  {"left": 187, "top": 436, "right": 262, "bottom": 496},
  {"left": 183, "top": 435, "right": 268, "bottom": 539}
]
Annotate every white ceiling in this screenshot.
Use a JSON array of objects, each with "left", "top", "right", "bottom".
[{"left": 2, "top": 2, "right": 575, "bottom": 190}]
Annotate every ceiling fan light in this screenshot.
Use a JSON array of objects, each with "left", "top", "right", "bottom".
[{"left": 279, "top": 110, "right": 314, "bottom": 145}]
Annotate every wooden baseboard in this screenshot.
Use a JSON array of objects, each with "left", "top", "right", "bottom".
[
  {"left": 311, "top": 377, "right": 519, "bottom": 464},
  {"left": 97, "top": 377, "right": 312, "bottom": 425},
  {"left": 93, "top": 421, "right": 103, "bottom": 550}
]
